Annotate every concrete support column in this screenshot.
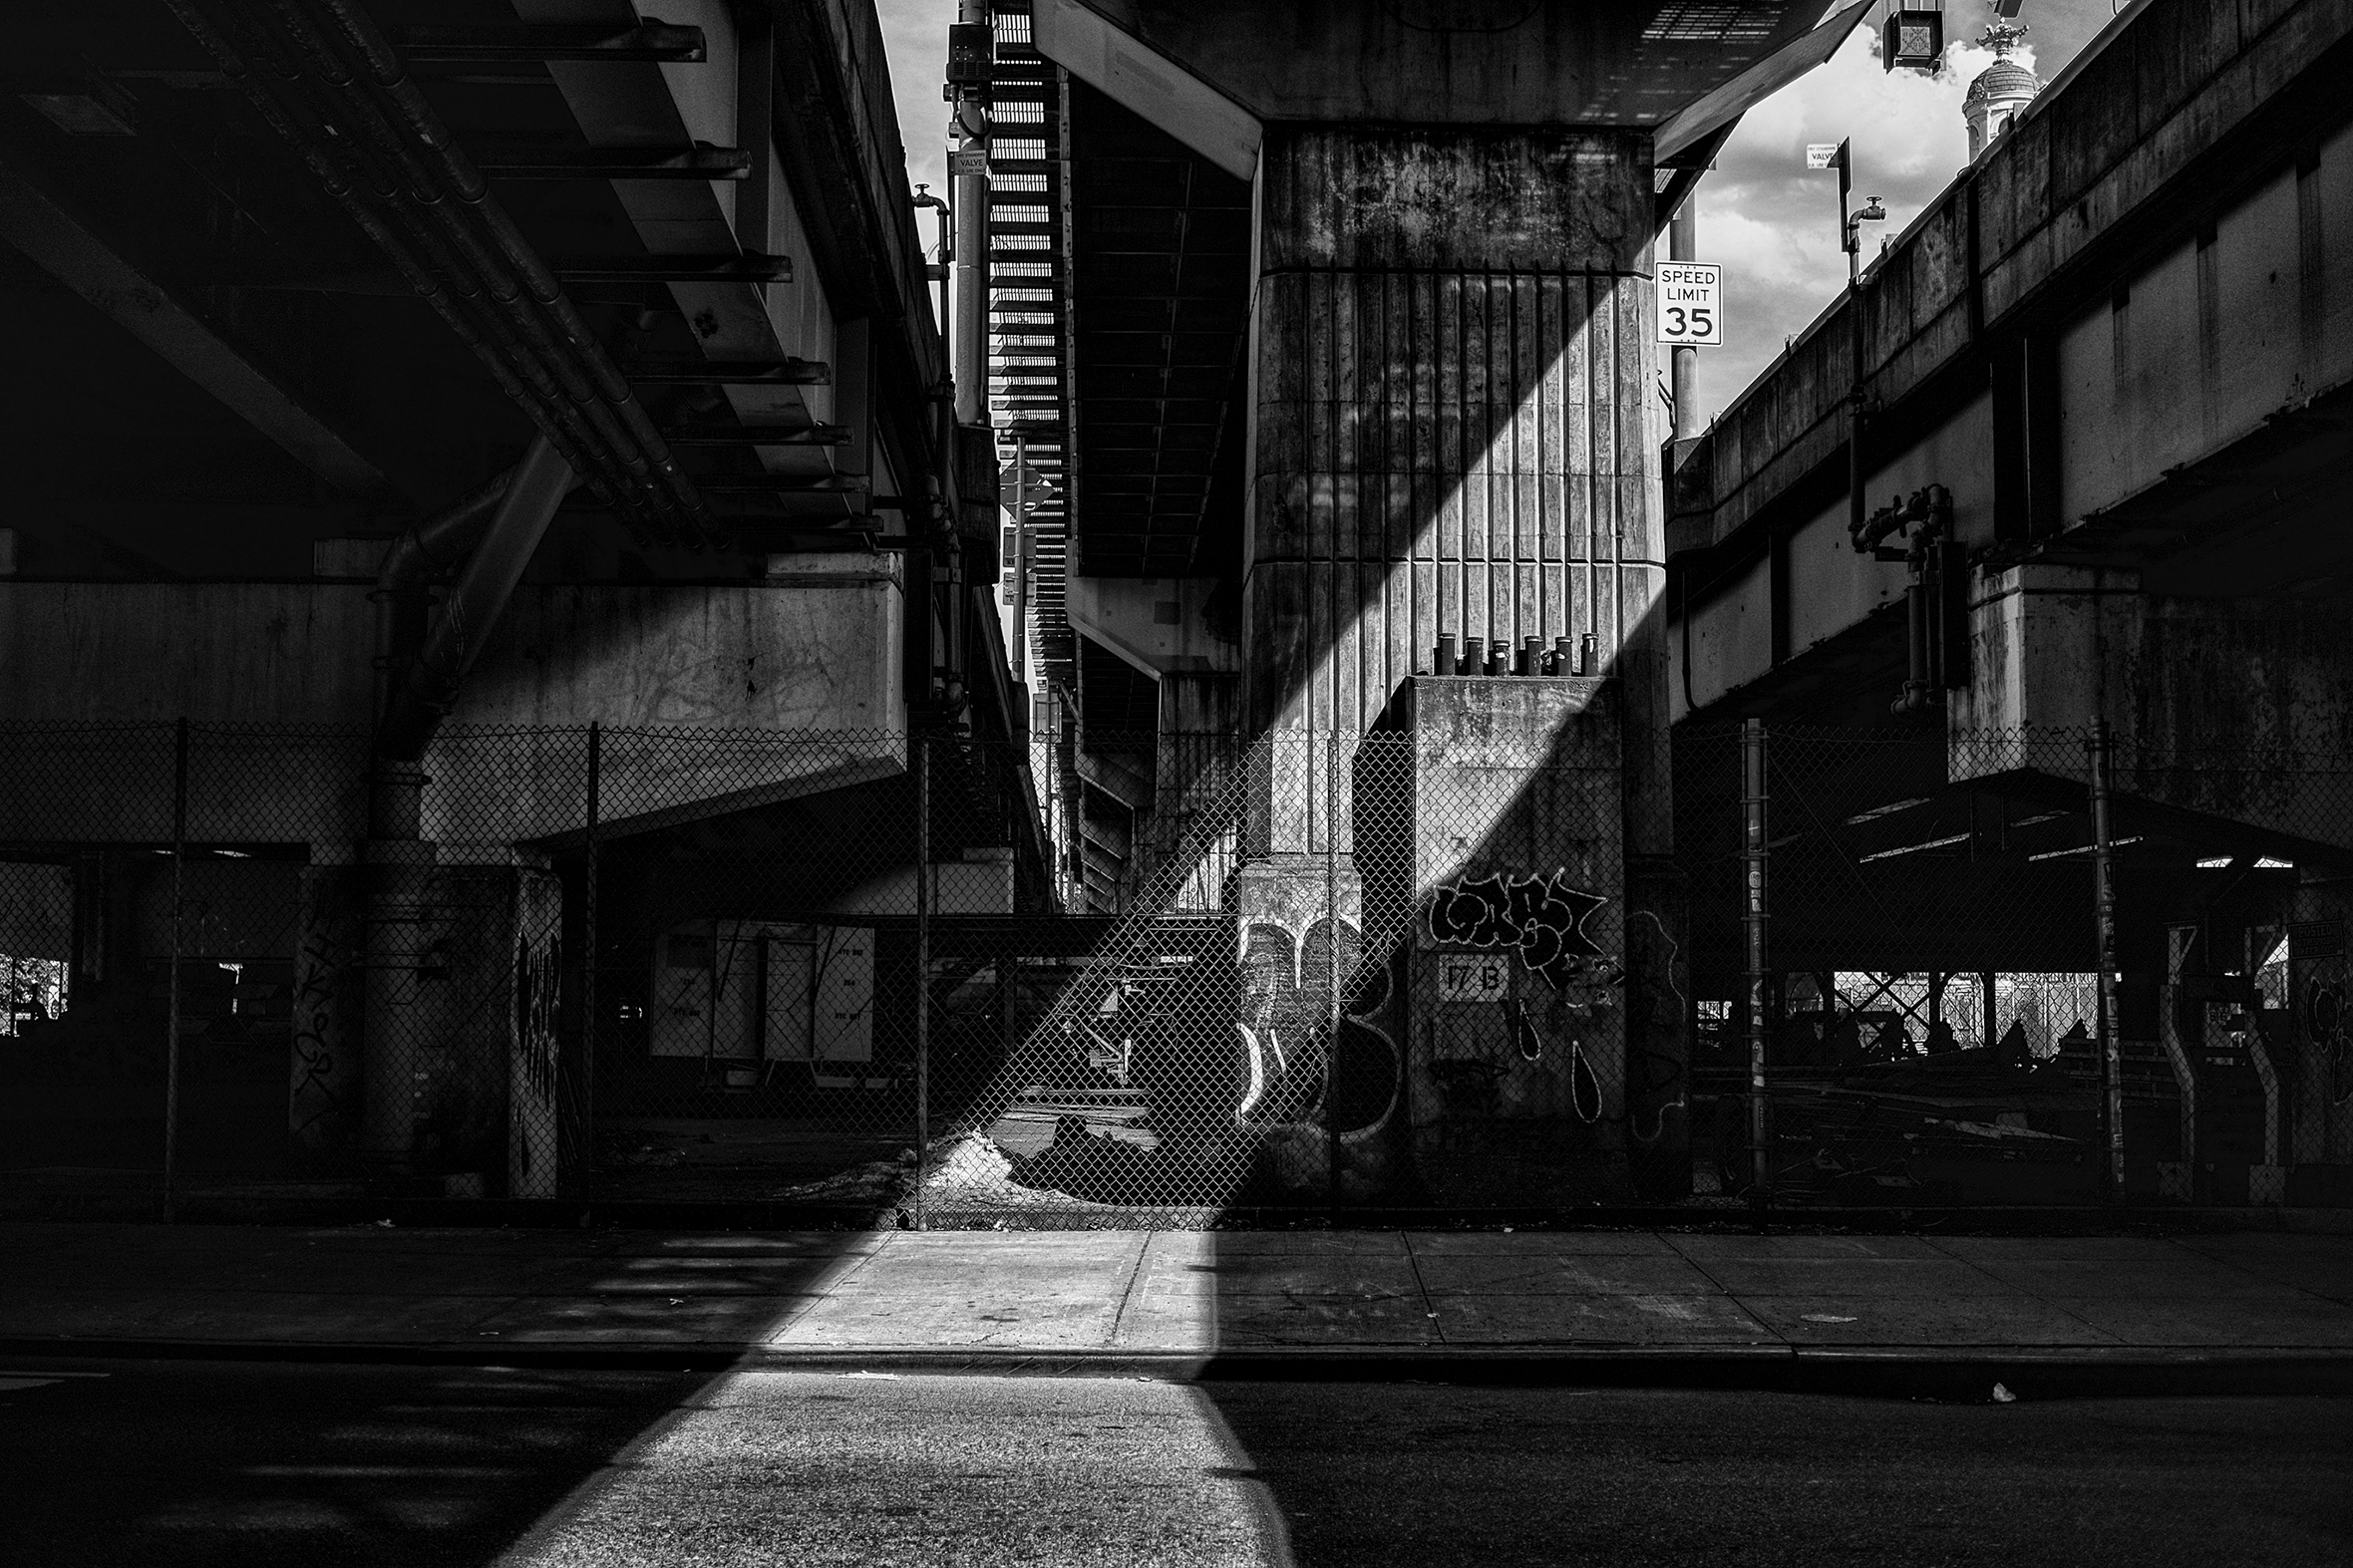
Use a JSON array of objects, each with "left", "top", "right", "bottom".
[
  {"left": 1231, "top": 125, "right": 1677, "bottom": 1202},
  {"left": 1243, "top": 127, "right": 1664, "bottom": 772}
]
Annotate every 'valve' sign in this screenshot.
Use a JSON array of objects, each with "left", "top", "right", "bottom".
[{"left": 1656, "top": 263, "right": 1722, "bottom": 346}]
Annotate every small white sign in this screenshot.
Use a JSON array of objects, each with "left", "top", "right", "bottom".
[
  {"left": 1656, "top": 262, "right": 1722, "bottom": 347},
  {"left": 1437, "top": 954, "right": 1510, "bottom": 1004},
  {"left": 949, "top": 148, "right": 989, "bottom": 175},
  {"left": 1806, "top": 143, "right": 1843, "bottom": 169}
]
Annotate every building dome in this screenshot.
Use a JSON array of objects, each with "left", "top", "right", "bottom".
[
  {"left": 1964, "top": 22, "right": 2040, "bottom": 159},
  {"left": 1965, "top": 58, "right": 2040, "bottom": 106}
]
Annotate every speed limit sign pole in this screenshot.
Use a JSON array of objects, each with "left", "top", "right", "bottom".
[{"left": 1667, "top": 195, "right": 1700, "bottom": 441}]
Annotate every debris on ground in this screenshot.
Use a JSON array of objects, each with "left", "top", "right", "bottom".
[{"left": 764, "top": 1129, "right": 1116, "bottom": 1221}]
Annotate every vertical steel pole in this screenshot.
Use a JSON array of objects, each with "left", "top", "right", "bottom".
[
  {"left": 577, "top": 721, "right": 600, "bottom": 1200},
  {"left": 1838, "top": 140, "right": 1855, "bottom": 286},
  {"left": 163, "top": 718, "right": 188, "bottom": 1222},
  {"left": 1043, "top": 707, "right": 1059, "bottom": 906},
  {"left": 1669, "top": 195, "right": 1699, "bottom": 442},
  {"left": 1325, "top": 729, "right": 1342, "bottom": 1206},
  {"left": 1741, "top": 719, "right": 1770, "bottom": 1212},
  {"left": 914, "top": 733, "right": 931, "bottom": 1230},
  {"left": 1012, "top": 432, "right": 1029, "bottom": 691},
  {"left": 951, "top": 0, "right": 989, "bottom": 427},
  {"left": 2088, "top": 720, "right": 2128, "bottom": 1200},
  {"left": 1843, "top": 146, "right": 1867, "bottom": 566}
]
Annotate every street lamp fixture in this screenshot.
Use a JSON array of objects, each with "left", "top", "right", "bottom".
[{"left": 1883, "top": 6, "right": 1944, "bottom": 72}]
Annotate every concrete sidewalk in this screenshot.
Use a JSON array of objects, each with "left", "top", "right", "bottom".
[{"left": 7, "top": 1222, "right": 2353, "bottom": 1379}]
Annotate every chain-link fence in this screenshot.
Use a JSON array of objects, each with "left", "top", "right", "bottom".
[
  {"left": 1677, "top": 722, "right": 2353, "bottom": 1211},
  {"left": 6, "top": 716, "right": 2351, "bottom": 1221}
]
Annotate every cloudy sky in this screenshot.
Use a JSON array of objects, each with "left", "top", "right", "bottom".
[{"left": 872, "top": 0, "right": 2119, "bottom": 426}]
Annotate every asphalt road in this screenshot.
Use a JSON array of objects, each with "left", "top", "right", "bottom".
[{"left": 2, "top": 1360, "right": 2350, "bottom": 1567}]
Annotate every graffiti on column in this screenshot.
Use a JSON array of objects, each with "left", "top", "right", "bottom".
[
  {"left": 510, "top": 912, "right": 563, "bottom": 1197},
  {"left": 288, "top": 923, "right": 344, "bottom": 1144},
  {"left": 2309, "top": 976, "right": 2351, "bottom": 1104},
  {"left": 1232, "top": 916, "right": 1409, "bottom": 1199},
  {"left": 1503, "top": 996, "right": 1603, "bottom": 1121},
  {"left": 1235, "top": 918, "right": 1400, "bottom": 1135},
  {"left": 1427, "top": 869, "right": 1619, "bottom": 1121},
  {"left": 515, "top": 930, "right": 561, "bottom": 1112},
  {"left": 1623, "top": 906, "right": 1689, "bottom": 1143},
  {"left": 1429, "top": 868, "right": 1620, "bottom": 997}
]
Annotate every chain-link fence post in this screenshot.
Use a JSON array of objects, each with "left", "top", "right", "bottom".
[
  {"left": 162, "top": 717, "right": 188, "bottom": 1222},
  {"left": 2088, "top": 718, "right": 2127, "bottom": 1200},
  {"left": 1323, "top": 729, "right": 1341, "bottom": 1206},
  {"left": 914, "top": 730, "right": 930, "bottom": 1231},
  {"left": 1741, "top": 717, "right": 1769, "bottom": 1216}
]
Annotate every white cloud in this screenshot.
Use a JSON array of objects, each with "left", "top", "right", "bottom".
[
  {"left": 1689, "top": 0, "right": 2117, "bottom": 427},
  {"left": 873, "top": 0, "right": 960, "bottom": 203}
]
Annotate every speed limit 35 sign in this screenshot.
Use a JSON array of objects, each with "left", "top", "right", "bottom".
[{"left": 1656, "top": 262, "right": 1722, "bottom": 346}]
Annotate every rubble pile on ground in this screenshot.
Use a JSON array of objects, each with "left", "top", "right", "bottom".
[{"left": 766, "top": 1129, "right": 1115, "bottom": 1219}]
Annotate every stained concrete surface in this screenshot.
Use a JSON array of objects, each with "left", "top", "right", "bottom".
[{"left": 7, "top": 1359, "right": 2353, "bottom": 1567}]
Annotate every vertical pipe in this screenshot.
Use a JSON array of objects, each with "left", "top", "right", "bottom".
[
  {"left": 577, "top": 720, "right": 600, "bottom": 1200},
  {"left": 2089, "top": 720, "right": 2128, "bottom": 1200},
  {"left": 1043, "top": 707, "right": 1059, "bottom": 906},
  {"left": 1849, "top": 314, "right": 1867, "bottom": 566},
  {"left": 1012, "top": 433, "right": 1029, "bottom": 689},
  {"left": 1669, "top": 196, "right": 1699, "bottom": 442},
  {"left": 162, "top": 718, "right": 188, "bottom": 1222},
  {"left": 1982, "top": 970, "right": 1998, "bottom": 1053},
  {"left": 951, "top": 0, "right": 989, "bottom": 427},
  {"left": 1741, "top": 718, "right": 1769, "bottom": 1214},
  {"left": 914, "top": 733, "right": 932, "bottom": 1230},
  {"left": 363, "top": 765, "right": 431, "bottom": 1161},
  {"left": 1325, "top": 728, "right": 1341, "bottom": 1206},
  {"left": 1902, "top": 579, "right": 1929, "bottom": 711},
  {"left": 1844, "top": 144, "right": 1866, "bottom": 565}
]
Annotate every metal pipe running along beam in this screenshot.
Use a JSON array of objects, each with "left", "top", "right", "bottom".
[
  {"left": 303, "top": 0, "right": 712, "bottom": 540},
  {"left": 170, "top": 0, "right": 655, "bottom": 535},
  {"left": 400, "top": 21, "right": 707, "bottom": 63},
  {"left": 377, "top": 436, "right": 577, "bottom": 762},
  {"left": 473, "top": 147, "right": 752, "bottom": 180},
  {"left": 166, "top": 0, "right": 716, "bottom": 546},
  {"left": 168, "top": 0, "right": 627, "bottom": 521},
  {"left": 371, "top": 466, "right": 515, "bottom": 724}
]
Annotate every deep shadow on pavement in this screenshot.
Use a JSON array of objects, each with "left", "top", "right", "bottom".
[
  {"left": 8, "top": 1362, "right": 2353, "bottom": 1568},
  {"left": 1195, "top": 1382, "right": 2353, "bottom": 1568},
  {"left": 1, "top": 1357, "right": 712, "bottom": 1568}
]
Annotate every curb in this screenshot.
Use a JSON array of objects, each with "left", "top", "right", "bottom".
[
  {"left": 5, "top": 1336, "right": 2350, "bottom": 1398},
  {"left": 7, "top": 1196, "right": 2352, "bottom": 1235}
]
